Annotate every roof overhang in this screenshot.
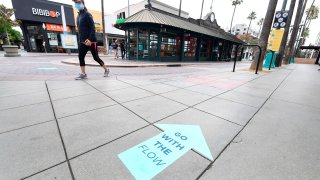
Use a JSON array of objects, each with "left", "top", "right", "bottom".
[{"left": 115, "top": 9, "right": 244, "bottom": 44}]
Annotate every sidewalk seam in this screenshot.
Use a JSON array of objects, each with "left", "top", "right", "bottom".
[
  {"left": 44, "top": 81, "right": 75, "bottom": 180},
  {"left": 20, "top": 161, "right": 67, "bottom": 179},
  {"left": 196, "top": 69, "right": 294, "bottom": 179},
  {"left": 0, "top": 119, "right": 54, "bottom": 135}
]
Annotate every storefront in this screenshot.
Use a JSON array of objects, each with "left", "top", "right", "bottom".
[
  {"left": 12, "top": 0, "right": 77, "bottom": 53},
  {"left": 115, "top": 8, "right": 244, "bottom": 62}
]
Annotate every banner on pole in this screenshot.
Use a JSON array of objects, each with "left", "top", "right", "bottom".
[{"left": 267, "top": 29, "right": 284, "bottom": 52}]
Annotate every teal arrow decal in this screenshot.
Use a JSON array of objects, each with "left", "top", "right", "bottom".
[{"left": 118, "top": 124, "right": 213, "bottom": 180}]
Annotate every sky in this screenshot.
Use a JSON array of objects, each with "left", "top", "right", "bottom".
[{"left": 1, "top": 0, "right": 319, "bottom": 44}]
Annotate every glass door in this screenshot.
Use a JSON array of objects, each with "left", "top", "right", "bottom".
[{"left": 150, "top": 30, "right": 158, "bottom": 60}]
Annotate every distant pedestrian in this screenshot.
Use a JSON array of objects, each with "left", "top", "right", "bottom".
[
  {"left": 73, "top": 0, "right": 109, "bottom": 80},
  {"left": 112, "top": 40, "right": 119, "bottom": 59},
  {"left": 120, "top": 42, "right": 126, "bottom": 59}
]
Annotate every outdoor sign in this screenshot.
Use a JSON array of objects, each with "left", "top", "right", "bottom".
[
  {"left": 32, "top": 8, "right": 60, "bottom": 18},
  {"left": 48, "top": 33, "right": 58, "bottom": 46},
  {"left": 46, "top": 23, "right": 71, "bottom": 32},
  {"left": 268, "top": 29, "right": 284, "bottom": 52},
  {"left": 60, "top": 34, "right": 78, "bottom": 49},
  {"left": 118, "top": 124, "right": 213, "bottom": 180},
  {"left": 12, "top": 0, "right": 75, "bottom": 26},
  {"left": 273, "top": 11, "right": 289, "bottom": 29}
]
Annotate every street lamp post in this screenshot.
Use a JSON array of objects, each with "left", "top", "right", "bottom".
[
  {"left": 101, "top": 0, "right": 107, "bottom": 55},
  {"left": 179, "top": 0, "right": 182, "bottom": 17},
  {"left": 200, "top": 0, "right": 205, "bottom": 19}
]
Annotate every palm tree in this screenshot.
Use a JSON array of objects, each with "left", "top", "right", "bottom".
[
  {"left": 295, "top": 0, "right": 317, "bottom": 56},
  {"left": 283, "top": 0, "right": 306, "bottom": 64},
  {"left": 274, "top": 0, "right": 297, "bottom": 67},
  {"left": 302, "top": 4, "right": 319, "bottom": 43},
  {"left": 250, "top": 0, "right": 278, "bottom": 71},
  {"left": 229, "top": 0, "right": 243, "bottom": 33},
  {"left": 257, "top": 18, "right": 264, "bottom": 38},
  {"left": 246, "top": 11, "right": 257, "bottom": 35},
  {"left": 305, "top": 5, "right": 319, "bottom": 29}
]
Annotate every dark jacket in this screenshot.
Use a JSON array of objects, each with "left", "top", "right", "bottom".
[
  {"left": 76, "top": 7, "right": 96, "bottom": 43},
  {"left": 120, "top": 43, "right": 125, "bottom": 51}
]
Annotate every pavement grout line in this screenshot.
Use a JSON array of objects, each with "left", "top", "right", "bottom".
[
  {"left": 0, "top": 100, "right": 51, "bottom": 112},
  {"left": 269, "top": 96, "right": 320, "bottom": 111},
  {"left": 214, "top": 96, "right": 263, "bottom": 109},
  {"left": 68, "top": 124, "right": 151, "bottom": 160},
  {"left": 20, "top": 161, "right": 67, "bottom": 180},
  {"left": 0, "top": 119, "right": 55, "bottom": 135},
  {"left": 192, "top": 107, "right": 244, "bottom": 127},
  {"left": 51, "top": 92, "right": 101, "bottom": 102},
  {"left": 56, "top": 103, "right": 119, "bottom": 120},
  {"left": 0, "top": 90, "right": 48, "bottom": 99},
  {"left": 85, "top": 81, "right": 154, "bottom": 125},
  {"left": 196, "top": 69, "right": 295, "bottom": 179},
  {"left": 44, "top": 81, "right": 76, "bottom": 180}
]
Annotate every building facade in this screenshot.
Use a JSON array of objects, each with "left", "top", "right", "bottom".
[
  {"left": 115, "top": 0, "right": 189, "bottom": 19},
  {"left": 105, "top": 0, "right": 190, "bottom": 55},
  {"left": 12, "top": 0, "right": 77, "bottom": 53},
  {"left": 12, "top": 0, "right": 107, "bottom": 53},
  {"left": 231, "top": 24, "right": 258, "bottom": 37},
  {"left": 115, "top": 7, "right": 243, "bottom": 62}
]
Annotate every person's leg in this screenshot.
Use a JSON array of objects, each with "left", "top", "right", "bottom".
[
  {"left": 75, "top": 43, "right": 89, "bottom": 80},
  {"left": 79, "top": 43, "right": 89, "bottom": 73},
  {"left": 90, "top": 43, "right": 106, "bottom": 69},
  {"left": 90, "top": 43, "right": 109, "bottom": 77}
]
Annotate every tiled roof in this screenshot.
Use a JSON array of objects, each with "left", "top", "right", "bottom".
[{"left": 116, "top": 9, "right": 244, "bottom": 44}]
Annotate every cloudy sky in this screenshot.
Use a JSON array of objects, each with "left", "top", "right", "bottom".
[{"left": 1, "top": 0, "right": 319, "bottom": 44}]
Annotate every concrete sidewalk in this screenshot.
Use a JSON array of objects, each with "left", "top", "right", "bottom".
[
  {"left": 1, "top": 50, "right": 239, "bottom": 68},
  {"left": 0, "top": 64, "right": 319, "bottom": 179},
  {"left": 60, "top": 57, "right": 231, "bottom": 68}
]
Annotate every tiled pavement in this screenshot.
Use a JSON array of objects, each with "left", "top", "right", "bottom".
[{"left": 0, "top": 64, "right": 319, "bottom": 179}]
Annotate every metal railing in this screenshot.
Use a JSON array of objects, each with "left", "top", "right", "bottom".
[{"left": 233, "top": 45, "right": 262, "bottom": 74}]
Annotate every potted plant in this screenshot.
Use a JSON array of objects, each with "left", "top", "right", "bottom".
[{"left": 0, "top": 5, "right": 21, "bottom": 57}]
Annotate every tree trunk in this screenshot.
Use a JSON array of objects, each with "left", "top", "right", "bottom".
[
  {"left": 230, "top": 6, "right": 237, "bottom": 33},
  {"left": 295, "top": 0, "right": 315, "bottom": 55},
  {"left": 246, "top": 20, "right": 252, "bottom": 43},
  {"left": 258, "top": 25, "right": 262, "bottom": 38},
  {"left": 283, "top": 0, "right": 307, "bottom": 64},
  {"left": 274, "top": 0, "right": 297, "bottom": 67},
  {"left": 247, "top": 20, "right": 252, "bottom": 35},
  {"left": 250, "top": 0, "right": 279, "bottom": 71}
]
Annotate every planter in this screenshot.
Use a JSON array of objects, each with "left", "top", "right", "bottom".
[{"left": 3, "top": 45, "right": 21, "bottom": 57}]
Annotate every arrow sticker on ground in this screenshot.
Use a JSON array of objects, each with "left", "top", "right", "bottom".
[{"left": 118, "top": 124, "right": 213, "bottom": 180}]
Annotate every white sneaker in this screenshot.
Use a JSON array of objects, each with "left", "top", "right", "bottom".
[
  {"left": 104, "top": 69, "right": 110, "bottom": 77},
  {"left": 75, "top": 73, "right": 87, "bottom": 80}
]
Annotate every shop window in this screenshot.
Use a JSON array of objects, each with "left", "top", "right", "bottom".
[
  {"left": 150, "top": 30, "right": 158, "bottom": 58},
  {"left": 138, "top": 29, "right": 148, "bottom": 59},
  {"left": 200, "top": 39, "right": 211, "bottom": 58},
  {"left": 161, "top": 33, "right": 180, "bottom": 57},
  {"left": 184, "top": 34, "right": 197, "bottom": 57},
  {"left": 129, "top": 29, "right": 137, "bottom": 58}
]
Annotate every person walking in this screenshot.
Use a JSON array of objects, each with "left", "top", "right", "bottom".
[
  {"left": 120, "top": 41, "right": 126, "bottom": 59},
  {"left": 73, "top": 0, "right": 109, "bottom": 80},
  {"left": 112, "top": 40, "right": 119, "bottom": 59}
]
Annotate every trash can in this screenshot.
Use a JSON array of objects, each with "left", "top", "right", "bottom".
[{"left": 263, "top": 52, "right": 277, "bottom": 69}]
